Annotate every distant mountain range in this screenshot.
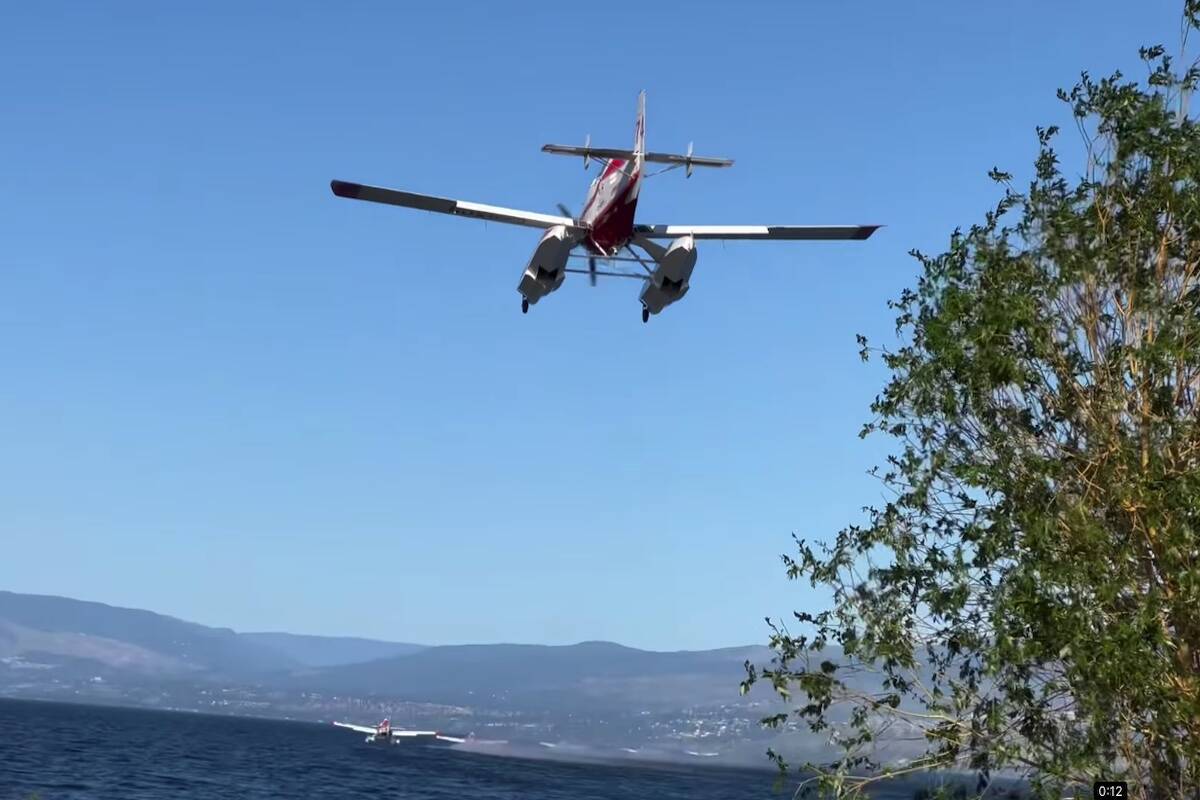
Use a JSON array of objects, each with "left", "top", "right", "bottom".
[
  {"left": 307, "top": 640, "right": 772, "bottom": 711},
  {"left": 238, "top": 631, "right": 426, "bottom": 668},
  {"left": 0, "top": 590, "right": 294, "bottom": 677},
  {"left": 2, "top": 591, "right": 931, "bottom": 767},
  {"left": 0, "top": 590, "right": 423, "bottom": 676},
  {"left": 0, "top": 590, "right": 771, "bottom": 712}
]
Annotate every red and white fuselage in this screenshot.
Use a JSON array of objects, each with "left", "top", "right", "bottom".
[
  {"left": 578, "top": 93, "right": 645, "bottom": 255},
  {"left": 515, "top": 94, "right": 646, "bottom": 308}
]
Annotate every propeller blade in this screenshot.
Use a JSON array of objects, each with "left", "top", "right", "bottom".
[
  {"left": 556, "top": 203, "right": 573, "bottom": 219},
  {"left": 589, "top": 257, "right": 598, "bottom": 286},
  {"left": 686, "top": 141, "right": 694, "bottom": 178}
]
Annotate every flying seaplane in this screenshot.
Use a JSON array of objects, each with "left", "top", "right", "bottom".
[{"left": 330, "top": 92, "right": 878, "bottom": 322}]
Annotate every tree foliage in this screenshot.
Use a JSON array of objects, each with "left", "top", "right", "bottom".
[{"left": 745, "top": 7, "right": 1200, "bottom": 798}]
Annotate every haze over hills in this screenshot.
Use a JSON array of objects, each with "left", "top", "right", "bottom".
[
  {"left": 0, "top": 590, "right": 296, "bottom": 678},
  {"left": 0, "top": 591, "right": 424, "bottom": 674},
  {"left": 305, "top": 640, "right": 774, "bottom": 711},
  {"left": 238, "top": 632, "right": 426, "bottom": 668},
  {"left": 0, "top": 591, "right": 772, "bottom": 711}
]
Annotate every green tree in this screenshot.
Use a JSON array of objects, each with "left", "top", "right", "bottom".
[{"left": 744, "top": 7, "right": 1200, "bottom": 799}]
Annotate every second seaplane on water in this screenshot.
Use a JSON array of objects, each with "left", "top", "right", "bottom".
[
  {"left": 333, "top": 718, "right": 466, "bottom": 746},
  {"left": 331, "top": 92, "right": 878, "bottom": 322}
]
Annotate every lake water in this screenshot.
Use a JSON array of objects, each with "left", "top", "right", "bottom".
[{"left": 0, "top": 698, "right": 951, "bottom": 799}]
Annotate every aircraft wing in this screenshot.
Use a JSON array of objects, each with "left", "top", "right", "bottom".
[
  {"left": 331, "top": 180, "right": 588, "bottom": 234},
  {"left": 633, "top": 224, "right": 879, "bottom": 241},
  {"left": 333, "top": 722, "right": 378, "bottom": 735}
]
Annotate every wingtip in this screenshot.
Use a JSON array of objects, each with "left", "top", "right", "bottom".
[
  {"left": 858, "top": 225, "right": 884, "bottom": 240},
  {"left": 330, "top": 179, "right": 360, "bottom": 199}
]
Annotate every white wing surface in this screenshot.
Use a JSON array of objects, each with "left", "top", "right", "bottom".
[{"left": 331, "top": 180, "right": 588, "bottom": 233}]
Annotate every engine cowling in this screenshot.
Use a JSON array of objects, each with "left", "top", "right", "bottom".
[
  {"left": 517, "top": 225, "right": 573, "bottom": 306},
  {"left": 639, "top": 235, "right": 697, "bottom": 316}
]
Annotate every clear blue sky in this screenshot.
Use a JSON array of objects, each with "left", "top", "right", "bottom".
[{"left": 0, "top": 1, "right": 1183, "bottom": 649}]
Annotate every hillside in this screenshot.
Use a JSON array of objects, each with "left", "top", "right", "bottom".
[
  {"left": 307, "top": 640, "right": 775, "bottom": 710},
  {"left": 0, "top": 591, "right": 294, "bottom": 678},
  {"left": 0, "top": 591, "right": 772, "bottom": 713},
  {"left": 239, "top": 632, "right": 425, "bottom": 667},
  {"left": 0, "top": 592, "right": 422, "bottom": 679}
]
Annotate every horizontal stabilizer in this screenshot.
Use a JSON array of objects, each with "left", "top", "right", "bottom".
[
  {"left": 634, "top": 224, "right": 880, "bottom": 241},
  {"left": 542, "top": 144, "right": 733, "bottom": 169}
]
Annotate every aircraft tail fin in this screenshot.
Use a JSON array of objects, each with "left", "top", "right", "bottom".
[{"left": 633, "top": 91, "right": 646, "bottom": 157}]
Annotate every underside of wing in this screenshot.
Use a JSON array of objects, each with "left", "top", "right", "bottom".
[
  {"left": 331, "top": 180, "right": 588, "bottom": 234},
  {"left": 333, "top": 722, "right": 377, "bottom": 735},
  {"left": 633, "top": 224, "right": 880, "bottom": 241}
]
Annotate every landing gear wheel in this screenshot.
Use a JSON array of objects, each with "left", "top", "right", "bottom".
[
  {"left": 641, "top": 307, "right": 650, "bottom": 324},
  {"left": 521, "top": 298, "right": 529, "bottom": 314}
]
